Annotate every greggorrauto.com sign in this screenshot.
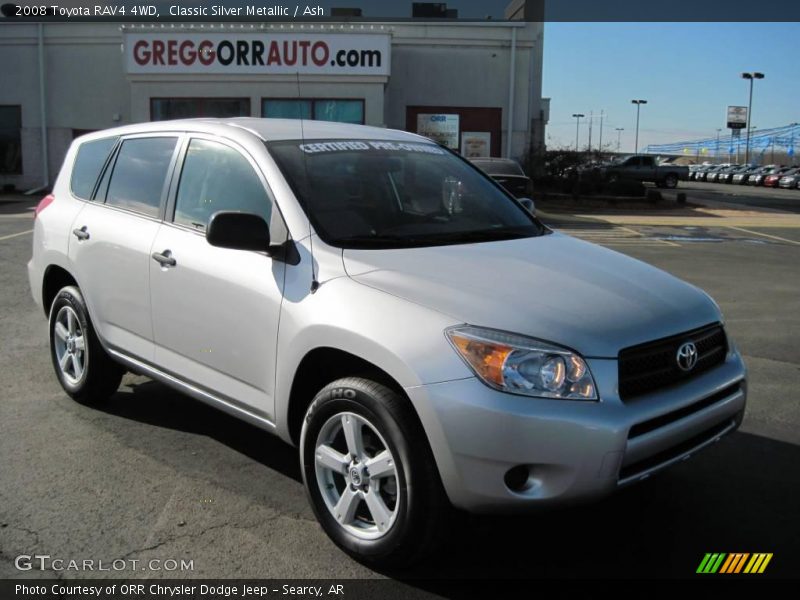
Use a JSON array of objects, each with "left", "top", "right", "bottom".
[{"left": 125, "top": 33, "right": 391, "bottom": 75}]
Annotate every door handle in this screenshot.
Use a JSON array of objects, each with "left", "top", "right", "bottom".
[
  {"left": 151, "top": 250, "right": 176, "bottom": 267},
  {"left": 72, "top": 226, "right": 90, "bottom": 241}
]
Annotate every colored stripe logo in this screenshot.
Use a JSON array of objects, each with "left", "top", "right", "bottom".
[{"left": 697, "top": 553, "right": 773, "bottom": 574}]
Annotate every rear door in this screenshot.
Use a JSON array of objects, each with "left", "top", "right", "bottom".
[
  {"left": 148, "top": 136, "right": 286, "bottom": 421},
  {"left": 69, "top": 134, "right": 180, "bottom": 361}
]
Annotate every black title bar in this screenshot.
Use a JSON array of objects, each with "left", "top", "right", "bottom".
[{"left": 3, "top": 0, "right": 800, "bottom": 22}]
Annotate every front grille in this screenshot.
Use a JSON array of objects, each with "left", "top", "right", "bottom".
[
  {"left": 628, "top": 382, "right": 742, "bottom": 439},
  {"left": 619, "top": 418, "right": 735, "bottom": 482},
  {"left": 618, "top": 324, "right": 728, "bottom": 400},
  {"left": 494, "top": 177, "right": 531, "bottom": 198}
]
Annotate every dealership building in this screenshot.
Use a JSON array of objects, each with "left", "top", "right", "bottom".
[{"left": 0, "top": 2, "right": 547, "bottom": 191}]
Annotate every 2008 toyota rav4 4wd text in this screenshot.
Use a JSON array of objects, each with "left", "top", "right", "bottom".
[{"left": 29, "top": 118, "right": 747, "bottom": 566}]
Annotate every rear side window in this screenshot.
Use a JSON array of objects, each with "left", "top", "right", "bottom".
[
  {"left": 104, "top": 137, "right": 177, "bottom": 218},
  {"left": 70, "top": 137, "right": 118, "bottom": 200},
  {"left": 173, "top": 138, "right": 271, "bottom": 231}
]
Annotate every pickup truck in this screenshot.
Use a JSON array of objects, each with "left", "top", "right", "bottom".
[{"left": 600, "top": 155, "right": 689, "bottom": 188}]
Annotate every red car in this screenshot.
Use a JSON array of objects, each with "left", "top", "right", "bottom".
[{"left": 763, "top": 167, "right": 793, "bottom": 187}]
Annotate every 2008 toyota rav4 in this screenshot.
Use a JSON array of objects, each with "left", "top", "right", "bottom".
[{"left": 29, "top": 118, "right": 746, "bottom": 566}]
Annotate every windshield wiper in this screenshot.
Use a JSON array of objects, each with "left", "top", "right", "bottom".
[{"left": 337, "top": 227, "right": 535, "bottom": 248}]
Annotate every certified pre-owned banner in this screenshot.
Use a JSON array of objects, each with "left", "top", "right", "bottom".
[{"left": 125, "top": 33, "right": 391, "bottom": 75}]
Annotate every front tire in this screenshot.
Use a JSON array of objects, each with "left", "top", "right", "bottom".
[
  {"left": 300, "top": 377, "right": 450, "bottom": 567},
  {"left": 49, "top": 285, "right": 123, "bottom": 404}
]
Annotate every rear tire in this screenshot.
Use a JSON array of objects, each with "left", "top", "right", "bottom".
[
  {"left": 49, "top": 285, "right": 123, "bottom": 404},
  {"left": 300, "top": 377, "right": 450, "bottom": 567},
  {"left": 664, "top": 174, "right": 678, "bottom": 189}
]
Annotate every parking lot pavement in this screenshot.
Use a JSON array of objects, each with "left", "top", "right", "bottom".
[
  {"left": 678, "top": 181, "right": 800, "bottom": 213},
  {"left": 1, "top": 197, "right": 798, "bottom": 584}
]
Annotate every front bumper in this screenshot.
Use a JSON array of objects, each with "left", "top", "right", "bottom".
[{"left": 406, "top": 350, "right": 746, "bottom": 513}]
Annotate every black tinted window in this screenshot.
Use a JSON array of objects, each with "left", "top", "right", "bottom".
[
  {"left": 268, "top": 140, "right": 542, "bottom": 249},
  {"left": 105, "top": 138, "right": 177, "bottom": 217},
  {"left": 70, "top": 137, "right": 117, "bottom": 200},
  {"left": 174, "top": 139, "right": 270, "bottom": 231}
]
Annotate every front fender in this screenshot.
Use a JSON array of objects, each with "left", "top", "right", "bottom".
[{"left": 273, "top": 276, "right": 470, "bottom": 443}]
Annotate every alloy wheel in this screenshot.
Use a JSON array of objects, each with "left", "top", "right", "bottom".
[
  {"left": 53, "top": 305, "right": 86, "bottom": 385},
  {"left": 314, "top": 412, "right": 400, "bottom": 540}
]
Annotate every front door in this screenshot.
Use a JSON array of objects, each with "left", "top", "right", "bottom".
[{"left": 149, "top": 137, "right": 285, "bottom": 421}]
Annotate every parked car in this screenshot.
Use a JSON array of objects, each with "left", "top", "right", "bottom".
[
  {"left": 748, "top": 165, "right": 781, "bottom": 186},
  {"left": 716, "top": 165, "right": 746, "bottom": 184},
  {"left": 704, "top": 166, "right": 722, "bottom": 183},
  {"left": 778, "top": 168, "right": 800, "bottom": 189},
  {"left": 28, "top": 119, "right": 747, "bottom": 566},
  {"left": 600, "top": 155, "right": 689, "bottom": 188},
  {"left": 695, "top": 164, "right": 718, "bottom": 182},
  {"left": 688, "top": 164, "right": 709, "bottom": 181},
  {"left": 732, "top": 166, "right": 763, "bottom": 185},
  {"left": 763, "top": 166, "right": 794, "bottom": 187},
  {"left": 469, "top": 157, "right": 533, "bottom": 199}
]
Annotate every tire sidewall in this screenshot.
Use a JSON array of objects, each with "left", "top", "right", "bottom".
[
  {"left": 49, "top": 286, "right": 91, "bottom": 394},
  {"left": 300, "top": 382, "right": 421, "bottom": 561}
]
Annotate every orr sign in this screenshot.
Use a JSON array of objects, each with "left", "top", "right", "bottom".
[{"left": 124, "top": 33, "right": 391, "bottom": 75}]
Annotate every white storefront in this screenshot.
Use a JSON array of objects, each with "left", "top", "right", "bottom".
[{"left": 0, "top": 16, "right": 546, "bottom": 191}]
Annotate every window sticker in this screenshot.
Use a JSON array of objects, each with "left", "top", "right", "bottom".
[{"left": 298, "top": 140, "right": 445, "bottom": 155}]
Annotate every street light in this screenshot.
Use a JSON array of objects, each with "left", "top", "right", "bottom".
[
  {"left": 572, "top": 113, "right": 585, "bottom": 152},
  {"left": 631, "top": 100, "right": 647, "bottom": 153},
  {"left": 716, "top": 128, "right": 722, "bottom": 163},
  {"left": 742, "top": 72, "right": 765, "bottom": 164},
  {"left": 615, "top": 127, "right": 624, "bottom": 152}
]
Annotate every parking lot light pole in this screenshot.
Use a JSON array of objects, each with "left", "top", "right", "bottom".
[
  {"left": 742, "top": 72, "right": 765, "bottom": 164},
  {"left": 615, "top": 128, "right": 624, "bottom": 152},
  {"left": 631, "top": 100, "right": 647, "bottom": 153},
  {"left": 572, "top": 113, "right": 585, "bottom": 152},
  {"left": 716, "top": 128, "right": 722, "bottom": 163}
]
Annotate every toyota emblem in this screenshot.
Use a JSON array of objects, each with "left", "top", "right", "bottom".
[{"left": 676, "top": 342, "right": 698, "bottom": 372}]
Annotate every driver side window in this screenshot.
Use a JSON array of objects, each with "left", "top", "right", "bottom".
[{"left": 174, "top": 139, "right": 271, "bottom": 231}]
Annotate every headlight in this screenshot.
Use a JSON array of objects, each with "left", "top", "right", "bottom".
[{"left": 446, "top": 325, "right": 597, "bottom": 400}]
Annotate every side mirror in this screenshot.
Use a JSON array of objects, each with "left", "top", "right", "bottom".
[
  {"left": 207, "top": 211, "right": 270, "bottom": 252},
  {"left": 519, "top": 198, "right": 535, "bottom": 215}
]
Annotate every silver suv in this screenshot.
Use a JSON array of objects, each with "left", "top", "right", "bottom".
[{"left": 28, "top": 118, "right": 747, "bottom": 566}]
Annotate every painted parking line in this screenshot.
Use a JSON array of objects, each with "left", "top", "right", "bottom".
[
  {"left": 726, "top": 226, "right": 800, "bottom": 246},
  {"left": 618, "top": 225, "right": 681, "bottom": 247},
  {"left": 0, "top": 213, "right": 34, "bottom": 219},
  {"left": 0, "top": 229, "right": 33, "bottom": 241},
  {"left": 556, "top": 225, "right": 680, "bottom": 248}
]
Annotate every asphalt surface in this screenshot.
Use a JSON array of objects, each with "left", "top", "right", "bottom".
[
  {"left": 679, "top": 180, "right": 800, "bottom": 213},
  {"left": 1, "top": 194, "right": 798, "bottom": 586}
]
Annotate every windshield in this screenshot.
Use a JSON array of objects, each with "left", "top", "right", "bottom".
[{"left": 267, "top": 139, "right": 544, "bottom": 249}]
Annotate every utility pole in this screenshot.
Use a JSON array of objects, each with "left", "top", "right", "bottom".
[
  {"left": 598, "top": 110, "right": 604, "bottom": 155},
  {"left": 631, "top": 99, "right": 648, "bottom": 153},
  {"left": 572, "top": 113, "right": 585, "bottom": 153},
  {"left": 742, "top": 72, "right": 765, "bottom": 164},
  {"left": 588, "top": 110, "right": 593, "bottom": 154}
]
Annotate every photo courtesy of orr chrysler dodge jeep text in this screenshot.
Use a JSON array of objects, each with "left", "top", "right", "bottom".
[{"left": 28, "top": 118, "right": 747, "bottom": 566}]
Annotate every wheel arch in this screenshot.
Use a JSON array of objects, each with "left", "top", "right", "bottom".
[
  {"left": 285, "top": 346, "right": 410, "bottom": 447},
  {"left": 41, "top": 264, "right": 79, "bottom": 317}
]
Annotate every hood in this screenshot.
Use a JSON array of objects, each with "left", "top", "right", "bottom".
[{"left": 343, "top": 233, "right": 721, "bottom": 358}]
